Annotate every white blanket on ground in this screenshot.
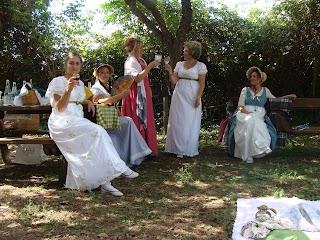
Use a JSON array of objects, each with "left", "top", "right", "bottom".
[{"left": 232, "top": 197, "right": 320, "bottom": 240}]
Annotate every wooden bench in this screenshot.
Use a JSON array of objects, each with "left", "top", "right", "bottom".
[
  {"left": 0, "top": 105, "right": 67, "bottom": 184},
  {"left": 288, "top": 98, "right": 320, "bottom": 135},
  {"left": 0, "top": 136, "right": 67, "bottom": 184}
]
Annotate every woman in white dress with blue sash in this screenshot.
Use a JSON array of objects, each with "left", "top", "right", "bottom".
[
  {"left": 228, "top": 67, "right": 297, "bottom": 163},
  {"left": 45, "top": 52, "right": 139, "bottom": 196},
  {"left": 90, "top": 63, "right": 152, "bottom": 166},
  {"left": 164, "top": 41, "right": 207, "bottom": 158}
]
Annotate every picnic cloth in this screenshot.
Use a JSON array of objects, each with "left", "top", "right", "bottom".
[
  {"left": 232, "top": 197, "right": 320, "bottom": 240},
  {"left": 95, "top": 104, "right": 121, "bottom": 129}
]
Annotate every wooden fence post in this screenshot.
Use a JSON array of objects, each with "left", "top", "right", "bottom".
[{"left": 163, "top": 96, "right": 169, "bottom": 135}]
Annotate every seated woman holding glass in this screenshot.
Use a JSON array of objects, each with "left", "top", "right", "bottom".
[
  {"left": 90, "top": 63, "right": 152, "bottom": 167},
  {"left": 46, "top": 52, "right": 139, "bottom": 197},
  {"left": 228, "top": 66, "right": 296, "bottom": 163}
]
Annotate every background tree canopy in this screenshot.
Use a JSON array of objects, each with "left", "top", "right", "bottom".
[{"left": 0, "top": 0, "right": 319, "bottom": 129}]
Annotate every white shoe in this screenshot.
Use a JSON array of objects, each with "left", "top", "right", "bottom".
[
  {"left": 264, "top": 148, "right": 272, "bottom": 155},
  {"left": 101, "top": 184, "right": 123, "bottom": 197},
  {"left": 246, "top": 156, "right": 254, "bottom": 164},
  {"left": 177, "top": 154, "right": 183, "bottom": 158},
  {"left": 122, "top": 169, "right": 139, "bottom": 178}
]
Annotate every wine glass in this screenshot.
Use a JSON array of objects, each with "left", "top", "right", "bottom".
[
  {"left": 154, "top": 54, "right": 162, "bottom": 69},
  {"left": 164, "top": 56, "right": 170, "bottom": 64},
  {"left": 73, "top": 74, "right": 80, "bottom": 86}
]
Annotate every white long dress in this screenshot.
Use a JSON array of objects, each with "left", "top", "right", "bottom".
[
  {"left": 165, "top": 61, "right": 208, "bottom": 157},
  {"left": 46, "top": 76, "right": 128, "bottom": 191},
  {"left": 91, "top": 81, "right": 152, "bottom": 166},
  {"left": 234, "top": 87, "right": 275, "bottom": 161}
]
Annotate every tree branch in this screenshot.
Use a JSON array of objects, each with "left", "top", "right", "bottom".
[
  {"left": 176, "top": 0, "right": 192, "bottom": 44},
  {"left": 138, "top": 0, "right": 172, "bottom": 38},
  {"left": 124, "top": 0, "right": 163, "bottom": 39}
]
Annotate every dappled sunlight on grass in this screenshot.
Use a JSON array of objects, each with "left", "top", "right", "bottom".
[{"left": 0, "top": 132, "right": 319, "bottom": 239}]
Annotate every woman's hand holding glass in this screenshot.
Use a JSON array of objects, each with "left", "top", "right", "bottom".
[
  {"left": 164, "top": 56, "right": 170, "bottom": 64},
  {"left": 67, "top": 75, "right": 80, "bottom": 92},
  {"left": 164, "top": 64, "right": 173, "bottom": 75},
  {"left": 150, "top": 60, "right": 161, "bottom": 69},
  {"left": 154, "top": 54, "right": 162, "bottom": 69}
]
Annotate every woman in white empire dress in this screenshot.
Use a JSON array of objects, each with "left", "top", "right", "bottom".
[
  {"left": 90, "top": 63, "right": 152, "bottom": 166},
  {"left": 164, "top": 41, "right": 207, "bottom": 158},
  {"left": 45, "top": 52, "right": 139, "bottom": 197}
]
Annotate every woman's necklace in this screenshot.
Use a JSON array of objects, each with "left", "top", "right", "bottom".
[{"left": 251, "top": 86, "right": 262, "bottom": 98}]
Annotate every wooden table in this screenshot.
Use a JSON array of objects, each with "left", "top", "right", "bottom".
[
  {"left": 0, "top": 105, "right": 68, "bottom": 183},
  {"left": 0, "top": 105, "right": 55, "bottom": 163}
]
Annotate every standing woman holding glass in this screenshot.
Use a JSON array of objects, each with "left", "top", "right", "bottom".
[
  {"left": 164, "top": 41, "right": 208, "bottom": 158},
  {"left": 45, "top": 52, "right": 139, "bottom": 197},
  {"left": 122, "top": 37, "right": 160, "bottom": 156}
]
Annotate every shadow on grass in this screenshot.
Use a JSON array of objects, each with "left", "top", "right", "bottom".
[{"left": 0, "top": 134, "right": 319, "bottom": 239}]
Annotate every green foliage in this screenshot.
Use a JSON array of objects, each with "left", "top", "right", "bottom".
[
  {"left": 175, "top": 166, "right": 194, "bottom": 185},
  {"left": 0, "top": 0, "right": 55, "bottom": 89},
  {"left": 1, "top": 0, "right": 320, "bottom": 125}
]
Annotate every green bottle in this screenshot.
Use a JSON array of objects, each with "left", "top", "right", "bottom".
[{"left": 4, "top": 79, "right": 11, "bottom": 95}]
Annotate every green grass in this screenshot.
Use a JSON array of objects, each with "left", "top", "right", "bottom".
[{"left": 0, "top": 131, "right": 319, "bottom": 239}]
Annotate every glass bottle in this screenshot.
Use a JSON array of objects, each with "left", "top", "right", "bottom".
[
  {"left": 11, "top": 82, "right": 17, "bottom": 95},
  {"left": 88, "top": 82, "right": 92, "bottom": 89},
  {"left": 4, "top": 79, "right": 11, "bottom": 95}
]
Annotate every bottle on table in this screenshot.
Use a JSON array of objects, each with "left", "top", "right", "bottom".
[
  {"left": 11, "top": 82, "right": 17, "bottom": 95},
  {"left": 4, "top": 79, "right": 11, "bottom": 95}
]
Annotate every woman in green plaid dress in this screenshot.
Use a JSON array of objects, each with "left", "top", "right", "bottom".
[{"left": 91, "top": 63, "right": 152, "bottom": 166}]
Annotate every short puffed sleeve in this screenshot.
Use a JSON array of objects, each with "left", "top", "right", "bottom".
[
  {"left": 45, "top": 76, "right": 67, "bottom": 99},
  {"left": 198, "top": 62, "right": 208, "bottom": 75},
  {"left": 238, "top": 87, "right": 247, "bottom": 107},
  {"left": 124, "top": 55, "right": 142, "bottom": 77},
  {"left": 91, "top": 85, "right": 111, "bottom": 100},
  {"left": 173, "top": 61, "right": 183, "bottom": 73},
  {"left": 265, "top": 87, "right": 276, "bottom": 99}
]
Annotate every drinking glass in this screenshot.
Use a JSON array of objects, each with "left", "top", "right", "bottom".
[
  {"left": 74, "top": 74, "right": 80, "bottom": 86},
  {"left": 154, "top": 54, "right": 162, "bottom": 69},
  {"left": 74, "top": 74, "right": 80, "bottom": 80},
  {"left": 164, "top": 56, "right": 170, "bottom": 64}
]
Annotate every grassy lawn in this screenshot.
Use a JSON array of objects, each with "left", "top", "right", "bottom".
[{"left": 0, "top": 130, "right": 319, "bottom": 240}]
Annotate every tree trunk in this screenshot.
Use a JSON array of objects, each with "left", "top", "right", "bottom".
[
  {"left": 163, "top": 96, "right": 169, "bottom": 135},
  {"left": 311, "top": 47, "right": 320, "bottom": 97},
  {"left": 125, "top": 0, "right": 192, "bottom": 68}
]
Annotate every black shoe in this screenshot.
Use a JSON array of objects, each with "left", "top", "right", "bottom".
[{"left": 146, "top": 152, "right": 157, "bottom": 160}]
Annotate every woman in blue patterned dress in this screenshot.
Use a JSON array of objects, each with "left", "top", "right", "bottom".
[{"left": 228, "top": 67, "right": 296, "bottom": 163}]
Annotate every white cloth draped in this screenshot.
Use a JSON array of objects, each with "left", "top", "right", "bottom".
[
  {"left": 233, "top": 197, "right": 320, "bottom": 240},
  {"left": 46, "top": 76, "right": 128, "bottom": 190},
  {"left": 124, "top": 55, "right": 147, "bottom": 129}
]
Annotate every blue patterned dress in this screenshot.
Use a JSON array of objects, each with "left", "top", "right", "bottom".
[{"left": 228, "top": 87, "right": 277, "bottom": 160}]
